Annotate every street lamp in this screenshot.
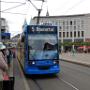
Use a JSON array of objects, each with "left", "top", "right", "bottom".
[{"left": 36, "top": 9, "right": 41, "bottom": 24}]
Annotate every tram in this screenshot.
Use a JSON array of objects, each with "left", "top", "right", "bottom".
[{"left": 17, "top": 24, "right": 60, "bottom": 74}]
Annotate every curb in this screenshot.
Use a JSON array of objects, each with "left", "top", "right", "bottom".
[{"left": 60, "top": 59, "right": 90, "bottom": 67}]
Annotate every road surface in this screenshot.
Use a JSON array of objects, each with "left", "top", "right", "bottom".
[{"left": 13, "top": 59, "right": 90, "bottom": 90}]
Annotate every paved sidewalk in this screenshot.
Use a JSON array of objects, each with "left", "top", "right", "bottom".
[{"left": 60, "top": 52, "right": 90, "bottom": 67}]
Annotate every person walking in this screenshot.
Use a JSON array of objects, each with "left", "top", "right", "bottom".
[
  {"left": 0, "top": 44, "right": 9, "bottom": 80},
  {"left": 6, "top": 47, "right": 12, "bottom": 67}
]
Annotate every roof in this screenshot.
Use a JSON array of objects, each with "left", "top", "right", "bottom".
[{"left": 33, "top": 13, "right": 90, "bottom": 19}]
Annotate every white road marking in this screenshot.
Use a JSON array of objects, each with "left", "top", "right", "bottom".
[
  {"left": 60, "top": 78, "right": 79, "bottom": 90},
  {"left": 17, "top": 59, "right": 30, "bottom": 90}
]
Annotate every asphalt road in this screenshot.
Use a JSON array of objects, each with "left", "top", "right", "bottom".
[{"left": 13, "top": 59, "right": 90, "bottom": 90}]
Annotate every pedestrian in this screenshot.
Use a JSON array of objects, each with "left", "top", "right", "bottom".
[
  {"left": 0, "top": 44, "right": 8, "bottom": 77},
  {"left": 6, "top": 47, "right": 12, "bottom": 67},
  {"left": 10, "top": 47, "right": 15, "bottom": 59},
  {"left": 13, "top": 47, "right": 16, "bottom": 59}
]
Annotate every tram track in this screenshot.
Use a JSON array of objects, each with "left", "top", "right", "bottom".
[
  {"left": 31, "top": 78, "right": 43, "bottom": 90},
  {"left": 56, "top": 76, "right": 79, "bottom": 90},
  {"left": 17, "top": 56, "right": 43, "bottom": 90},
  {"left": 14, "top": 56, "right": 90, "bottom": 90},
  {"left": 26, "top": 74, "right": 76, "bottom": 90},
  {"left": 16, "top": 57, "right": 80, "bottom": 90},
  {"left": 26, "top": 75, "right": 44, "bottom": 90},
  {"left": 26, "top": 74, "right": 61, "bottom": 90}
]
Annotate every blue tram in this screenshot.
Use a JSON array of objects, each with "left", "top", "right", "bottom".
[{"left": 17, "top": 24, "right": 60, "bottom": 74}]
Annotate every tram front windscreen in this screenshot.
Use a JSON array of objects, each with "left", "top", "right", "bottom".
[{"left": 28, "top": 34, "right": 58, "bottom": 60}]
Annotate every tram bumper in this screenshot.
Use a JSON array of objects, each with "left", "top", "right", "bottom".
[{"left": 24, "top": 65, "right": 60, "bottom": 75}]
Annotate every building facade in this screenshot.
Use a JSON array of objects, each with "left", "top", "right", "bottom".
[
  {"left": 30, "top": 13, "right": 90, "bottom": 51},
  {"left": 0, "top": 18, "right": 10, "bottom": 42}
]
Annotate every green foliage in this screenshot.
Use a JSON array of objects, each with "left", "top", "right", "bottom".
[{"left": 59, "top": 42, "right": 90, "bottom": 47}]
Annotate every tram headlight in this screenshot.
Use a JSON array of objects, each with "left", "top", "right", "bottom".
[
  {"left": 28, "top": 61, "right": 35, "bottom": 65},
  {"left": 32, "top": 61, "right": 35, "bottom": 65},
  {"left": 53, "top": 60, "right": 59, "bottom": 64}
]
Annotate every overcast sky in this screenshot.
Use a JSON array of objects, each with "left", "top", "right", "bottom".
[{"left": 1, "top": 0, "right": 90, "bottom": 37}]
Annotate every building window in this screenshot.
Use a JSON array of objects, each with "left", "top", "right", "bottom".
[
  {"left": 63, "top": 26, "right": 65, "bottom": 30},
  {"left": 70, "top": 32, "right": 72, "bottom": 37},
  {"left": 78, "top": 31, "right": 80, "bottom": 37},
  {"left": 70, "top": 26, "right": 72, "bottom": 30},
  {"left": 81, "top": 31, "right": 84, "bottom": 37},
  {"left": 59, "top": 26, "right": 61, "bottom": 30},
  {"left": 55, "top": 22, "right": 58, "bottom": 25},
  {"left": 66, "top": 26, "right": 68, "bottom": 30},
  {"left": 74, "top": 26, "right": 76, "bottom": 30},
  {"left": 63, "top": 21, "right": 65, "bottom": 26},
  {"left": 74, "top": 20, "right": 76, "bottom": 25},
  {"left": 1, "top": 29, "right": 5, "bottom": 33},
  {"left": 78, "top": 25, "right": 80, "bottom": 30},
  {"left": 81, "top": 20, "right": 84, "bottom": 29},
  {"left": 74, "top": 31, "right": 76, "bottom": 37},
  {"left": 63, "top": 32, "right": 65, "bottom": 37},
  {"left": 67, "top": 21, "right": 68, "bottom": 26},
  {"left": 59, "top": 32, "right": 61, "bottom": 37},
  {"left": 81, "top": 20, "right": 84, "bottom": 25},
  {"left": 52, "top": 21, "right": 54, "bottom": 25},
  {"left": 67, "top": 32, "right": 69, "bottom": 37},
  {"left": 70, "top": 21, "right": 72, "bottom": 25}
]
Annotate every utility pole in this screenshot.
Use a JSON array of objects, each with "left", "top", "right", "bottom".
[{"left": 37, "top": 9, "right": 41, "bottom": 24}]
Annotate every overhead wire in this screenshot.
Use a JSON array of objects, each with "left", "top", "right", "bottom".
[
  {"left": 23, "top": 1, "right": 32, "bottom": 16},
  {"left": 1, "top": 1, "right": 27, "bottom": 15},
  {"left": 27, "top": 0, "right": 45, "bottom": 11},
  {"left": 45, "top": 0, "right": 86, "bottom": 15},
  {"left": 1, "top": 0, "right": 86, "bottom": 15},
  {"left": 41, "top": 0, "right": 44, "bottom": 10},
  {"left": 32, "top": 0, "right": 46, "bottom": 1},
  {"left": 1, "top": 2, "right": 26, "bottom": 12},
  {"left": 1, "top": 0, "right": 45, "bottom": 16},
  {"left": 63, "top": 0, "right": 85, "bottom": 14},
  {"left": 1, "top": 11, "right": 26, "bottom": 15},
  {"left": 0, "top": 1, "right": 26, "bottom": 4},
  {"left": 27, "top": 0, "right": 38, "bottom": 10}
]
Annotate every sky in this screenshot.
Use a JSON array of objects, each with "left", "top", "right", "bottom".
[{"left": 1, "top": 0, "right": 90, "bottom": 37}]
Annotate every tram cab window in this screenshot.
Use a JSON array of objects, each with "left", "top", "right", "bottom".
[{"left": 43, "top": 42, "right": 57, "bottom": 51}]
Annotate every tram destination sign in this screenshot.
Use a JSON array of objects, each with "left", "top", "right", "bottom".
[{"left": 28, "top": 26, "right": 57, "bottom": 34}]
